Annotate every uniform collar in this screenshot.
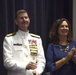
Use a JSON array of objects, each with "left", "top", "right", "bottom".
[{"left": 18, "top": 30, "right": 29, "bottom": 39}]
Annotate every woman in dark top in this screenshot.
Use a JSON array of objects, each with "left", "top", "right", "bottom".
[{"left": 46, "top": 18, "right": 76, "bottom": 75}]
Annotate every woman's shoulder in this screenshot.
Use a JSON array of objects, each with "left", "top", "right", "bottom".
[
  {"left": 48, "top": 43, "right": 57, "bottom": 48},
  {"left": 71, "top": 40, "right": 76, "bottom": 43},
  {"left": 48, "top": 43, "right": 59, "bottom": 46},
  {"left": 70, "top": 40, "right": 76, "bottom": 47},
  {"left": 48, "top": 43, "right": 54, "bottom": 46},
  {"left": 73, "top": 40, "right": 76, "bottom": 42}
]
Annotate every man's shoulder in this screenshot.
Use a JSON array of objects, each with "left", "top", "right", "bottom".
[
  {"left": 6, "top": 32, "right": 16, "bottom": 37},
  {"left": 30, "top": 33, "right": 40, "bottom": 38}
]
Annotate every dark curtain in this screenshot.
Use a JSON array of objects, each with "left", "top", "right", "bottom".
[{"left": 0, "top": 0, "right": 72, "bottom": 75}]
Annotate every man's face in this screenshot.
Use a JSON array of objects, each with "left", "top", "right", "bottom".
[{"left": 15, "top": 12, "right": 30, "bottom": 31}]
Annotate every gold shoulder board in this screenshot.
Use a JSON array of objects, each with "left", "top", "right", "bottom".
[
  {"left": 6, "top": 32, "right": 16, "bottom": 37},
  {"left": 30, "top": 33, "right": 40, "bottom": 38}
]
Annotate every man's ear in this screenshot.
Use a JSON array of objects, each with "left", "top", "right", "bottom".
[
  {"left": 15, "top": 20, "right": 18, "bottom": 25},
  {"left": 28, "top": 17, "right": 30, "bottom": 23}
]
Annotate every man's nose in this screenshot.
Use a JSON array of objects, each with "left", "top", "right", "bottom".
[{"left": 63, "top": 26, "right": 67, "bottom": 29}]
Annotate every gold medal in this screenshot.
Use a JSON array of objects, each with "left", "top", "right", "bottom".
[{"left": 28, "top": 39, "right": 38, "bottom": 56}]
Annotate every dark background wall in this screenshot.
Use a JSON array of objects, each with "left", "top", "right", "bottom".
[{"left": 0, "top": 0, "right": 73, "bottom": 75}]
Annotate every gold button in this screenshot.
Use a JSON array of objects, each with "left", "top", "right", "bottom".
[
  {"left": 26, "top": 55, "right": 28, "bottom": 57},
  {"left": 24, "top": 45, "right": 27, "bottom": 48}
]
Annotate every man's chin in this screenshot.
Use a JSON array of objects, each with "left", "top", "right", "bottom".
[
  {"left": 21, "top": 24, "right": 29, "bottom": 29},
  {"left": 24, "top": 25, "right": 29, "bottom": 28}
]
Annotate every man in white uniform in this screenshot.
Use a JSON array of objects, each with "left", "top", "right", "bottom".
[{"left": 3, "top": 10, "right": 46, "bottom": 75}]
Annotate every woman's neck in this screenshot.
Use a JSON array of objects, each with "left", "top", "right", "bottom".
[{"left": 59, "top": 36, "right": 68, "bottom": 45}]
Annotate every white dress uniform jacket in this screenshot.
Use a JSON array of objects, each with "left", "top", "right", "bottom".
[{"left": 3, "top": 30, "right": 46, "bottom": 75}]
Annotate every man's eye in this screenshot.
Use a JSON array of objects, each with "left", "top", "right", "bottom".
[
  {"left": 60, "top": 26, "right": 64, "bottom": 27},
  {"left": 24, "top": 17, "right": 28, "bottom": 19},
  {"left": 66, "top": 26, "right": 69, "bottom": 28},
  {"left": 60, "top": 25, "right": 69, "bottom": 28},
  {"left": 19, "top": 17, "right": 23, "bottom": 19},
  {"left": 19, "top": 17, "right": 27, "bottom": 19}
]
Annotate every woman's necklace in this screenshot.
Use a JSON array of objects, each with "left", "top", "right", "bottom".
[{"left": 59, "top": 43, "right": 69, "bottom": 52}]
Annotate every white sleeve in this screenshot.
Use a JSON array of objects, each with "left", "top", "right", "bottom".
[
  {"left": 35, "top": 38, "right": 46, "bottom": 74},
  {"left": 3, "top": 36, "right": 26, "bottom": 73}
]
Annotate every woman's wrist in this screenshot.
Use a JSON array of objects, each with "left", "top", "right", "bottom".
[{"left": 61, "top": 57, "right": 68, "bottom": 64}]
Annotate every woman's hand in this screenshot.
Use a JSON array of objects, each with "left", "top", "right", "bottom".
[{"left": 65, "top": 47, "right": 76, "bottom": 61}]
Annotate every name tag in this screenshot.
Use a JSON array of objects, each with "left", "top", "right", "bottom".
[{"left": 13, "top": 43, "right": 22, "bottom": 46}]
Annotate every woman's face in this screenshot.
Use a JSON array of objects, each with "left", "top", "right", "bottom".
[{"left": 58, "top": 21, "right": 69, "bottom": 37}]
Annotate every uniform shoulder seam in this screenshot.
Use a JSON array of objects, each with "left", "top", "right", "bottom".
[
  {"left": 30, "top": 33, "right": 40, "bottom": 38},
  {"left": 6, "top": 32, "right": 16, "bottom": 37}
]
